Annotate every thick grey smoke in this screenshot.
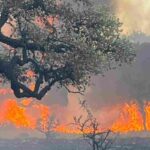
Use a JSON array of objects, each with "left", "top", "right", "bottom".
[
  {"left": 42, "top": 86, "right": 68, "bottom": 106},
  {"left": 85, "top": 42, "right": 150, "bottom": 109}
]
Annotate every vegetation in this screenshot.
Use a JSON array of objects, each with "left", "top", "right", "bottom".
[
  {"left": 0, "top": 0, "right": 134, "bottom": 100},
  {"left": 37, "top": 115, "right": 59, "bottom": 140},
  {"left": 73, "top": 100, "right": 114, "bottom": 150}
]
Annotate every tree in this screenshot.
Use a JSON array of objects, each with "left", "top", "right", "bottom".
[
  {"left": 0, "top": 0, "right": 134, "bottom": 100},
  {"left": 73, "top": 100, "right": 114, "bottom": 150},
  {"left": 37, "top": 115, "right": 59, "bottom": 140}
]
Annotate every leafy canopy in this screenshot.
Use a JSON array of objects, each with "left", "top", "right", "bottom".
[{"left": 0, "top": 0, "right": 134, "bottom": 100}]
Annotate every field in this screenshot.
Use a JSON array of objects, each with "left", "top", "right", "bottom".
[{"left": 0, "top": 136, "right": 150, "bottom": 150}]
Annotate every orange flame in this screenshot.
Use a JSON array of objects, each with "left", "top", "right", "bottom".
[
  {"left": 0, "top": 99, "right": 35, "bottom": 128},
  {"left": 0, "top": 99, "right": 51, "bottom": 130},
  {"left": 26, "top": 70, "right": 36, "bottom": 78},
  {"left": 111, "top": 102, "right": 144, "bottom": 132},
  {"left": 145, "top": 102, "right": 150, "bottom": 130},
  {"left": 1, "top": 87, "right": 150, "bottom": 134}
]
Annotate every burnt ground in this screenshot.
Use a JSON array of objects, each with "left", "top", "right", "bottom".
[
  {"left": 114, "top": 137, "right": 150, "bottom": 150},
  {"left": 0, "top": 137, "right": 150, "bottom": 150}
]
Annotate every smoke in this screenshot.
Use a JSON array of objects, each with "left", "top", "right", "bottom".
[
  {"left": 83, "top": 0, "right": 150, "bottom": 109},
  {"left": 119, "top": 43, "right": 150, "bottom": 101},
  {"left": 85, "top": 43, "right": 150, "bottom": 109},
  {"left": 114, "top": 0, "right": 150, "bottom": 35}
]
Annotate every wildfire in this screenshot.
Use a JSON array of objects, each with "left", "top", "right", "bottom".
[
  {"left": 1, "top": 87, "right": 150, "bottom": 134},
  {"left": 0, "top": 99, "right": 35, "bottom": 128},
  {"left": 145, "top": 102, "right": 150, "bottom": 130},
  {"left": 111, "top": 102, "right": 144, "bottom": 132},
  {"left": 0, "top": 99, "right": 51, "bottom": 130}
]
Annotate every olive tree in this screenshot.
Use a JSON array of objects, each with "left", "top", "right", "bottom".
[{"left": 0, "top": 0, "right": 134, "bottom": 100}]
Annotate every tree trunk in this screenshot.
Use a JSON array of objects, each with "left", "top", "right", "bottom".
[{"left": 92, "top": 139, "right": 96, "bottom": 150}]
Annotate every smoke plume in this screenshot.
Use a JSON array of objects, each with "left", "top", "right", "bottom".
[{"left": 114, "top": 0, "right": 150, "bottom": 35}]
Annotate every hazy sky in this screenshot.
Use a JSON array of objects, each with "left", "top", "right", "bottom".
[{"left": 114, "top": 0, "right": 150, "bottom": 35}]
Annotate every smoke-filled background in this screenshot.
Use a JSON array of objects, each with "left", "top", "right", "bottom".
[
  {"left": 84, "top": 0, "right": 150, "bottom": 106},
  {"left": 38, "top": 0, "right": 150, "bottom": 128},
  {"left": 114, "top": 0, "right": 150, "bottom": 35},
  {"left": 45, "top": 0, "right": 150, "bottom": 110}
]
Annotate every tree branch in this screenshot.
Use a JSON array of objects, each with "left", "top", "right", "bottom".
[{"left": 0, "top": 32, "right": 74, "bottom": 53}]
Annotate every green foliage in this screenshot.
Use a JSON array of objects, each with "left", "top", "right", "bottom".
[{"left": 0, "top": 0, "right": 135, "bottom": 99}]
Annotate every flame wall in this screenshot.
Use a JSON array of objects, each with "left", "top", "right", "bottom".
[{"left": 1, "top": 93, "right": 150, "bottom": 134}]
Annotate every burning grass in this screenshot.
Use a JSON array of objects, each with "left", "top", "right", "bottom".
[{"left": 0, "top": 88, "right": 150, "bottom": 134}]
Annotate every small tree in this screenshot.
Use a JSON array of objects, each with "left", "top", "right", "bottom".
[
  {"left": 73, "top": 100, "right": 113, "bottom": 150},
  {"left": 37, "top": 115, "right": 59, "bottom": 140},
  {"left": 0, "top": 0, "right": 134, "bottom": 100}
]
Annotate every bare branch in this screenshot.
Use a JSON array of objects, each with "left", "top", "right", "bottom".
[{"left": 73, "top": 100, "right": 113, "bottom": 150}]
